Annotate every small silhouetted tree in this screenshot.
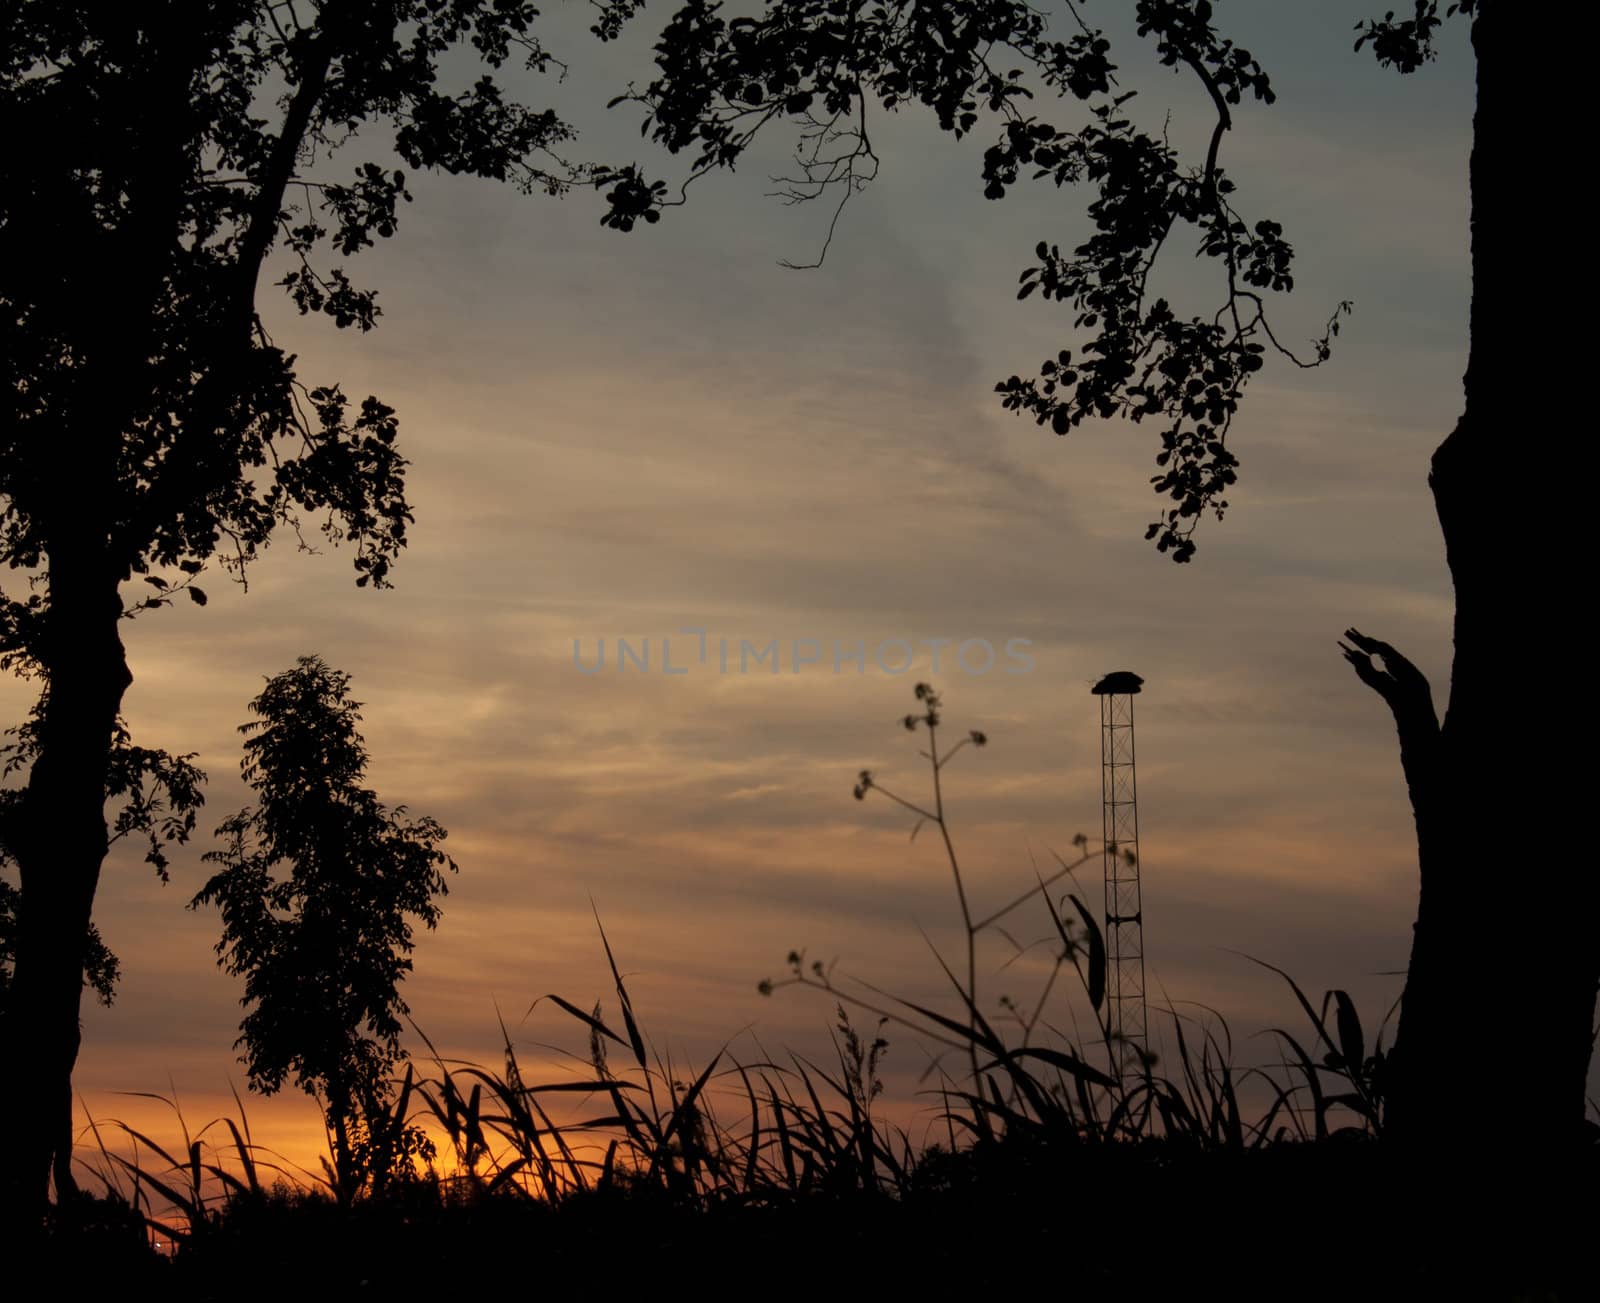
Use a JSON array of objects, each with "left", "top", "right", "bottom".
[{"left": 190, "top": 656, "right": 455, "bottom": 1199}]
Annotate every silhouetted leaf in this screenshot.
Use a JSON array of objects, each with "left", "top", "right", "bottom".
[
  {"left": 593, "top": 908, "right": 648, "bottom": 1072},
  {"left": 1067, "top": 893, "right": 1107, "bottom": 1012},
  {"left": 994, "top": 1045, "right": 1118, "bottom": 1090},
  {"left": 534, "top": 993, "right": 631, "bottom": 1049},
  {"left": 1333, "top": 989, "right": 1364, "bottom": 1071}
]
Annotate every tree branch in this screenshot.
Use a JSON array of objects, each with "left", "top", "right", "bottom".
[
  {"left": 1338, "top": 627, "right": 1441, "bottom": 857},
  {"left": 234, "top": 33, "right": 337, "bottom": 337},
  {"left": 1338, "top": 627, "right": 1438, "bottom": 733}
]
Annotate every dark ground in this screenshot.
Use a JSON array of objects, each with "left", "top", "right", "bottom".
[{"left": 25, "top": 1139, "right": 1596, "bottom": 1301}]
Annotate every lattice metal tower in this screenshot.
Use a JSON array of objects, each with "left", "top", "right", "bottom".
[{"left": 1092, "top": 671, "right": 1147, "bottom": 1074}]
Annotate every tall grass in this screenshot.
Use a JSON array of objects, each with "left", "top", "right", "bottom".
[{"left": 406, "top": 913, "right": 921, "bottom": 1208}]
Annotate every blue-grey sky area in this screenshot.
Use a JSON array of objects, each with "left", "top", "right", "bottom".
[{"left": 11, "top": 2, "right": 1557, "bottom": 1165}]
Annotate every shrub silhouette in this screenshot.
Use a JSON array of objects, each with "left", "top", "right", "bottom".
[{"left": 190, "top": 655, "right": 454, "bottom": 1201}]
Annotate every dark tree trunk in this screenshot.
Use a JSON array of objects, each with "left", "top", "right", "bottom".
[
  {"left": 0, "top": 548, "right": 131, "bottom": 1218},
  {"left": 1353, "top": 1, "right": 1598, "bottom": 1166}
]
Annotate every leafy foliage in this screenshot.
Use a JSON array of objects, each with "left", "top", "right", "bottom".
[
  {"left": 2, "top": 701, "right": 205, "bottom": 886},
  {"left": 591, "top": 0, "right": 1373, "bottom": 560},
  {"left": 1354, "top": 1, "right": 1475, "bottom": 74},
  {"left": 189, "top": 656, "right": 455, "bottom": 1186},
  {"left": 0, "top": 0, "right": 600, "bottom": 647}
]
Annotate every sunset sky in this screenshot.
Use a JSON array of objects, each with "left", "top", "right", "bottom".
[{"left": 9, "top": 3, "right": 1549, "bottom": 1174}]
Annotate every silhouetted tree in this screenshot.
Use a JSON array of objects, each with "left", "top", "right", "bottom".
[
  {"left": 191, "top": 656, "right": 454, "bottom": 1200},
  {"left": 0, "top": 2, "right": 601, "bottom": 1210},
  {"left": 591, "top": 0, "right": 1596, "bottom": 1165}
]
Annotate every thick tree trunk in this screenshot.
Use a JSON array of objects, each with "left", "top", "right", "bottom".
[
  {"left": 1353, "top": 1, "right": 1597, "bottom": 1164},
  {"left": 0, "top": 550, "right": 131, "bottom": 1218}
]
